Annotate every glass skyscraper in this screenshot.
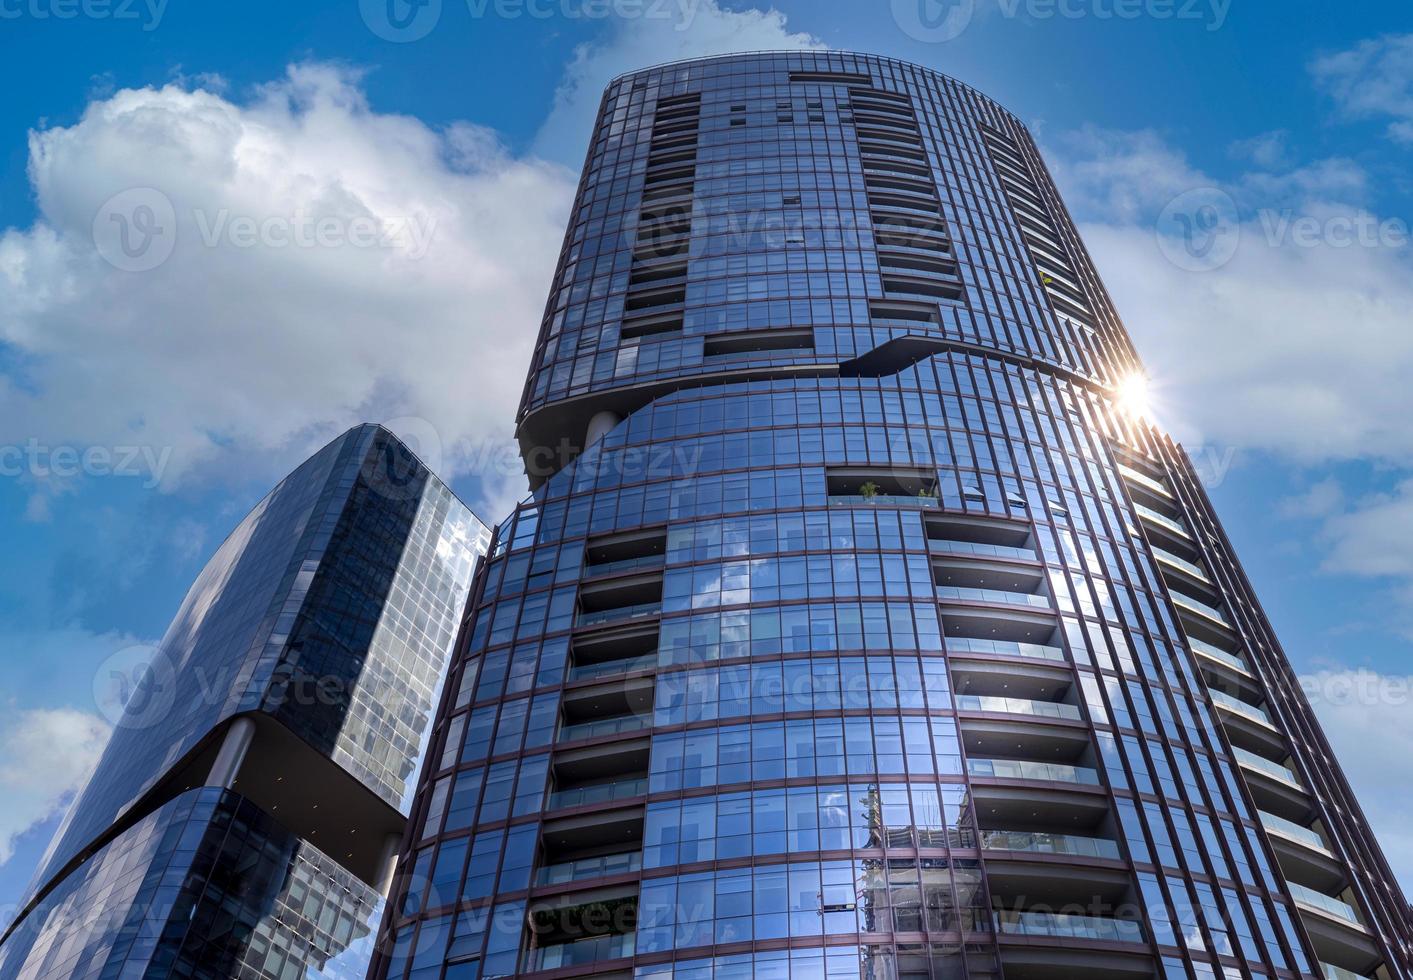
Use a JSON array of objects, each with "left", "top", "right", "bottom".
[
  {"left": 378, "top": 51, "right": 1409, "bottom": 980},
  {"left": 0, "top": 424, "right": 488, "bottom": 979}
]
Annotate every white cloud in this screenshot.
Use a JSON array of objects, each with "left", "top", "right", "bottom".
[
  {"left": 1047, "top": 128, "right": 1413, "bottom": 462},
  {"left": 533, "top": 0, "right": 824, "bottom": 161},
  {"left": 1303, "top": 668, "right": 1413, "bottom": 892},
  {"left": 1320, "top": 480, "right": 1413, "bottom": 578},
  {"left": 1278, "top": 477, "right": 1344, "bottom": 521},
  {"left": 1311, "top": 34, "right": 1413, "bottom": 145},
  {"left": 0, "top": 64, "right": 578, "bottom": 516},
  {"left": 0, "top": 709, "right": 110, "bottom": 865}
]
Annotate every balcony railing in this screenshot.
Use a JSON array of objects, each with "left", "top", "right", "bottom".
[
  {"left": 1152, "top": 545, "right": 1211, "bottom": 584},
  {"left": 1288, "top": 882, "right": 1361, "bottom": 925},
  {"left": 1321, "top": 963, "right": 1375, "bottom": 980},
  {"left": 576, "top": 602, "right": 662, "bottom": 629},
  {"left": 937, "top": 586, "right": 1051, "bottom": 610},
  {"left": 1234, "top": 748, "right": 1303, "bottom": 790},
  {"left": 548, "top": 777, "right": 648, "bottom": 811},
  {"left": 536, "top": 851, "right": 643, "bottom": 886},
  {"left": 1190, "top": 637, "right": 1251, "bottom": 675},
  {"left": 1118, "top": 462, "right": 1172, "bottom": 498},
  {"left": 584, "top": 554, "right": 666, "bottom": 578},
  {"left": 828, "top": 493, "right": 939, "bottom": 508},
  {"left": 1259, "top": 810, "right": 1331, "bottom": 854},
  {"left": 528, "top": 931, "right": 635, "bottom": 971},
  {"left": 995, "top": 910, "right": 1142, "bottom": 943},
  {"left": 568, "top": 653, "right": 659, "bottom": 682},
  {"left": 1172, "top": 591, "right": 1232, "bottom": 628},
  {"left": 1210, "top": 689, "right": 1275, "bottom": 728},
  {"left": 927, "top": 538, "right": 1035, "bottom": 562},
  {"left": 981, "top": 831, "right": 1120, "bottom": 860},
  {"left": 944, "top": 636, "right": 1067, "bottom": 663},
  {"left": 967, "top": 759, "right": 1100, "bottom": 786},
  {"left": 559, "top": 714, "right": 649, "bottom": 743},
  {"left": 956, "top": 695, "right": 1082, "bottom": 721},
  {"left": 1134, "top": 503, "right": 1190, "bottom": 539}
]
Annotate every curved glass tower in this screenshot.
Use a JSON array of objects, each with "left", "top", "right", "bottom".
[
  {"left": 0, "top": 424, "right": 487, "bottom": 979},
  {"left": 373, "top": 52, "right": 1412, "bottom": 980}
]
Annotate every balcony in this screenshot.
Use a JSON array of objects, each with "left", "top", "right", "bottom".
[
  {"left": 825, "top": 466, "right": 939, "bottom": 508},
  {"left": 995, "top": 910, "right": 1142, "bottom": 943},
  {"left": 1321, "top": 964, "right": 1375, "bottom": 980},
  {"left": 1134, "top": 502, "right": 1191, "bottom": 541},
  {"left": 1209, "top": 689, "right": 1275, "bottom": 728},
  {"left": 576, "top": 602, "right": 661, "bottom": 629},
  {"left": 1189, "top": 636, "right": 1251, "bottom": 676},
  {"left": 928, "top": 537, "right": 1036, "bottom": 562},
  {"left": 526, "top": 889, "right": 637, "bottom": 972},
  {"left": 1117, "top": 462, "right": 1172, "bottom": 499},
  {"left": 1171, "top": 590, "right": 1233, "bottom": 630},
  {"left": 981, "top": 830, "right": 1120, "bottom": 860},
  {"left": 1260, "top": 810, "right": 1332, "bottom": 857},
  {"left": 583, "top": 554, "right": 665, "bottom": 580},
  {"left": 1152, "top": 545, "right": 1212, "bottom": 585},
  {"left": 548, "top": 777, "right": 648, "bottom": 810},
  {"left": 559, "top": 713, "right": 649, "bottom": 743},
  {"left": 536, "top": 850, "right": 642, "bottom": 887},
  {"left": 1289, "top": 882, "right": 1363, "bottom": 927},
  {"left": 1234, "top": 747, "right": 1304, "bottom": 792},
  {"left": 568, "top": 626, "right": 659, "bottom": 683},
  {"left": 968, "top": 759, "right": 1100, "bottom": 786},
  {"left": 938, "top": 586, "right": 1051, "bottom": 610},
  {"left": 957, "top": 695, "right": 1082, "bottom": 721},
  {"left": 944, "top": 635, "right": 1067, "bottom": 663}
]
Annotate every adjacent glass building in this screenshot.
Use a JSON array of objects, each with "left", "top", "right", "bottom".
[
  {"left": 0, "top": 424, "right": 488, "bottom": 979},
  {"left": 375, "top": 52, "right": 1410, "bottom": 980}
]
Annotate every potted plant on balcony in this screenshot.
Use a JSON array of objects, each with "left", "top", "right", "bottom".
[{"left": 858, "top": 481, "right": 880, "bottom": 502}]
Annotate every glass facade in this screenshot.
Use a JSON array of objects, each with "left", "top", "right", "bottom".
[
  {"left": 0, "top": 425, "right": 488, "bottom": 979},
  {"left": 386, "top": 50, "right": 1404, "bottom": 980}
]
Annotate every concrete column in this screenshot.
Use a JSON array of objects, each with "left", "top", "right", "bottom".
[
  {"left": 584, "top": 410, "right": 621, "bottom": 449},
  {"left": 376, "top": 832, "right": 404, "bottom": 897},
  {"left": 206, "top": 717, "right": 256, "bottom": 789}
]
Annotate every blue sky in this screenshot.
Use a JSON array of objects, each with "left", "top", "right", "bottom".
[{"left": 3, "top": 0, "right": 1413, "bottom": 916}]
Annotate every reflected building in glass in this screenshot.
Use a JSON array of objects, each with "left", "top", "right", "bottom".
[
  {"left": 0, "top": 424, "right": 488, "bottom": 979},
  {"left": 372, "top": 52, "right": 1412, "bottom": 980}
]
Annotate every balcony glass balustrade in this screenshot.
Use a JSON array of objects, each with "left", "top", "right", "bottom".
[
  {"left": 927, "top": 538, "right": 1035, "bottom": 562},
  {"left": 937, "top": 586, "right": 1050, "bottom": 609},
  {"left": 567, "top": 653, "right": 659, "bottom": 682},
  {"left": 981, "top": 830, "right": 1120, "bottom": 860},
  {"left": 1259, "top": 810, "right": 1331, "bottom": 854},
  {"left": 528, "top": 931, "right": 635, "bottom": 971},
  {"left": 1152, "top": 545, "right": 1212, "bottom": 584},
  {"left": 1234, "top": 748, "right": 1302, "bottom": 789},
  {"left": 1288, "top": 882, "right": 1361, "bottom": 925},
  {"left": 944, "top": 637, "right": 1067, "bottom": 663},
  {"left": 995, "top": 910, "right": 1142, "bottom": 943},
  {"left": 576, "top": 602, "right": 662, "bottom": 629},
  {"left": 1189, "top": 637, "right": 1251, "bottom": 675},
  {"left": 558, "top": 714, "right": 649, "bottom": 743},
  {"left": 548, "top": 777, "right": 649, "bottom": 810},
  {"left": 1210, "top": 689, "right": 1275, "bottom": 728},
  {"left": 1172, "top": 591, "right": 1232, "bottom": 628},
  {"left": 955, "top": 695, "right": 1081, "bottom": 721},
  {"left": 1134, "top": 503, "right": 1190, "bottom": 539},
  {"left": 583, "top": 555, "right": 666, "bottom": 579},
  {"left": 536, "top": 851, "right": 643, "bottom": 886},
  {"left": 967, "top": 759, "right": 1100, "bottom": 785}
]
